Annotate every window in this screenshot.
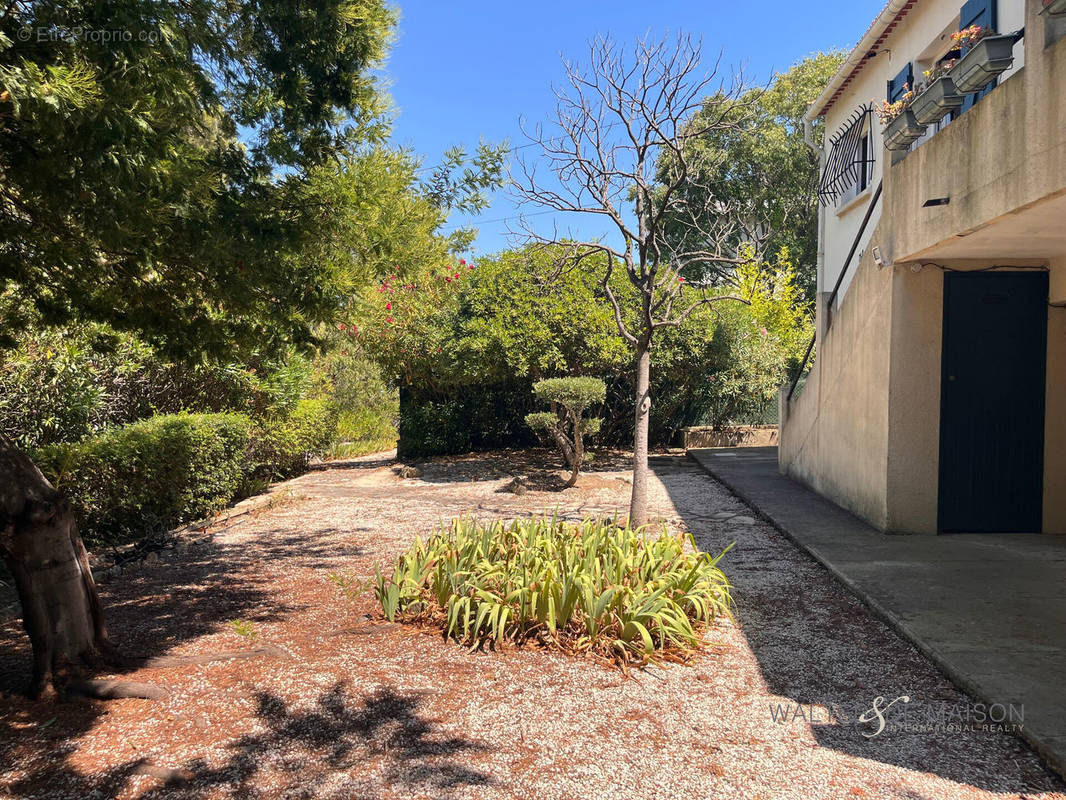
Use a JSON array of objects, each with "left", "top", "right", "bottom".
[
  {"left": 837, "top": 119, "right": 873, "bottom": 207},
  {"left": 818, "top": 105, "right": 875, "bottom": 207}
]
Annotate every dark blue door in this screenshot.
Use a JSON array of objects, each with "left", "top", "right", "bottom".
[{"left": 938, "top": 272, "right": 1047, "bottom": 532}]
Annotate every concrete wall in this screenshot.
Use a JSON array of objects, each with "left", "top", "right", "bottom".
[
  {"left": 884, "top": 264, "right": 944, "bottom": 533},
  {"left": 780, "top": 225, "right": 894, "bottom": 530},
  {"left": 683, "top": 426, "right": 778, "bottom": 450},
  {"left": 1045, "top": 294, "right": 1066, "bottom": 533}
]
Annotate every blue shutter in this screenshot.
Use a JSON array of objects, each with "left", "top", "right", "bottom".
[
  {"left": 887, "top": 62, "right": 914, "bottom": 103},
  {"left": 960, "top": 0, "right": 996, "bottom": 34},
  {"left": 958, "top": 0, "right": 999, "bottom": 114}
]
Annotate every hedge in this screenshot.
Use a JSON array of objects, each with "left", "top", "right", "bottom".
[
  {"left": 397, "top": 383, "right": 536, "bottom": 458},
  {"left": 251, "top": 397, "right": 339, "bottom": 479},
  {"left": 37, "top": 413, "right": 253, "bottom": 545}
]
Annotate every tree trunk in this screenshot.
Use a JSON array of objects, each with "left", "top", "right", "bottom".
[
  {"left": 566, "top": 409, "right": 583, "bottom": 489},
  {"left": 629, "top": 339, "right": 652, "bottom": 526},
  {"left": 0, "top": 434, "right": 109, "bottom": 699}
]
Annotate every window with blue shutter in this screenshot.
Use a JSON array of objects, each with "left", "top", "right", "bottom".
[
  {"left": 958, "top": 0, "right": 998, "bottom": 114},
  {"left": 887, "top": 63, "right": 914, "bottom": 103}
]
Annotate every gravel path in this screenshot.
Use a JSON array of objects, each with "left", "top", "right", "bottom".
[{"left": 1, "top": 449, "right": 1062, "bottom": 800}]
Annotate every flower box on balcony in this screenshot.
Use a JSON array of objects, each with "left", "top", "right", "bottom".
[
  {"left": 1042, "top": 0, "right": 1066, "bottom": 16},
  {"left": 882, "top": 109, "right": 926, "bottom": 151},
  {"left": 911, "top": 76, "right": 965, "bottom": 125},
  {"left": 949, "top": 35, "right": 1016, "bottom": 94}
]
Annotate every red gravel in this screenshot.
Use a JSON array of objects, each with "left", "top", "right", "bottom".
[{"left": 1, "top": 449, "right": 1062, "bottom": 800}]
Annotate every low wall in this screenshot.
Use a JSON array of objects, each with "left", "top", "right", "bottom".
[{"left": 683, "top": 425, "right": 778, "bottom": 450}]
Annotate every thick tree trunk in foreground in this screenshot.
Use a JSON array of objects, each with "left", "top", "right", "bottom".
[
  {"left": 0, "top": 434, "right": 108, "bottom": 699},
  {"left": 629, "top": 340, "right": 652, "bottom": 527}
]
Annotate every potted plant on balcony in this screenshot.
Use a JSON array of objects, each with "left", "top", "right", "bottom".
[
  {"left": 876, "top": 86, "right": 925, "bottom": 152},
  {"left": 1042, "top": 0, "right": 1066, "bottom": 17},
  {"left": 948, "top": 25, "right": 1017, "bottom": 94},
  {"left": 910, "top": 61, "right": 964, "bottom": 125}
]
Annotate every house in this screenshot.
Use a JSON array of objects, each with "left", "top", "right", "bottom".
[{"left": 778, "top": 0, "right": 1066, "bottom": 534}]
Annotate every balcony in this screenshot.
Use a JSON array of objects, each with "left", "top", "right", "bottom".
[{"left": 880, "top": 9, "right": 1066, "bottom": 275}]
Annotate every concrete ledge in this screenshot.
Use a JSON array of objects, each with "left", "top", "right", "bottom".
[
  {"left": 682, "top": 425, "right": 778, "bottom": 450},
  {"left": 689, "top": 445, "right": 1066, "bottom": 780}
]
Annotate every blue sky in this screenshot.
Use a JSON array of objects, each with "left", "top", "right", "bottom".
[{"left": 386, "top": 0, "right": 884, "bottom": 255}]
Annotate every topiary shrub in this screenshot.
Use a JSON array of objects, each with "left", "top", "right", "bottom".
[
  {"left": 36, "top": 413, "right": 253, "bottom": 545},
  {"left": 251, "top": 397, "right": 339, "bottom": 479},
  {"left": 525, "top": 377, "right": 606, "bottom": 487},
  {"left": 367, "top": 516, "right": 733, "bottom": 670}
]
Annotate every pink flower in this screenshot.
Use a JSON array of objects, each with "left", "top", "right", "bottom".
[
  {"left": 678, "top": 276, "right": 685, "bottom": 283},
  {"left": 338, "top": 323, "right": 346, "bottom": 331},
  {"left": 386, "top": 316, "right": 394, "bottom": 323},
  {"left": 385, "top": 302, "right": 392, "bottom": 311},
  {"left": 454, "top": 272, "right": 460, "bottom": 279},
  {"left": 761, "top": 327, "right": 768, "bottom": 336}
]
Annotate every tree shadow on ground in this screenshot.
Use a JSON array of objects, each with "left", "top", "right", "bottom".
[
  {"left": 413, "top": 447, "right": 634, "bottom": 489},
  {"left": 5, "top": 682, "right": 493, "bottom": 799},
  {"left": 653, "top": 454, "right": 1065, "bottom": 795},
  {"left": 310, "top": 452, "right": 397, "bottom": 472},
  {"left": 0, "top": 515, "right": 370, "bottom": 797}
]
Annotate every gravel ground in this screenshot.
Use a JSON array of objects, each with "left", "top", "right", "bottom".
[{"left": 0, "top": 449, "right": 1063, "bottom": 800}]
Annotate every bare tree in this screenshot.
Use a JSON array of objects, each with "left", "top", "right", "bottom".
[{"left": 513, "top": 33, "right": 757, "bottom": 526}]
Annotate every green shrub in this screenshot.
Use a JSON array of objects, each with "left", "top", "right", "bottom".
[
  {"left": 357, "top": 243, "right": 812, "bottom": 452},
  {"left": 37, "top": 413, "right": 253, "bottom": 545},
  {"left": 397, "top": 383, "right": 536, "bottom": 458},
  {"left": 526, "top": 377, "right": 606, "bottom": 486},
  {"left": 369, "top": 516, "right": 733, "bottom": 669},
  {"left": 0, "top": 320, "right": 321, "bottom": 451},
  {"left": 251, "top": 397, "right": 339, "bottom": 478}
]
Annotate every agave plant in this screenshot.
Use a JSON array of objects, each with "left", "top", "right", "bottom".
[{"left": 370, "top": 516, "right": 733, "bottom": 669}]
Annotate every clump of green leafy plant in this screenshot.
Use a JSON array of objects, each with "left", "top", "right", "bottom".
[
  {"left": 229, "top": 619, "right": 258, "bottom": 641},
  {"left": 525, "top": 377, "right": 606, "bottom": 487},
  {"left": 371, "top": 516, "right": 733, "bottom": 670}
]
